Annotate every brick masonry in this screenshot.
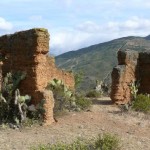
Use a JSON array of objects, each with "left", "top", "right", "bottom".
[
  {"left": 0, "top": 28, "right": 75, "bottom": 125},
  {"left": 111, "top": 50, "right": 150, "bottom": 104}
]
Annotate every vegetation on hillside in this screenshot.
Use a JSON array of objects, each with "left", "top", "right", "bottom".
[{"left": 56, "top": 36, "right": 150, "bottom": 91}]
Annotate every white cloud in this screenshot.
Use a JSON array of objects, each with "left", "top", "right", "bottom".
[
  {"left": 107, "top": 17, "right": 150, "bottom": 33},
  {"left": 107, "top": 0, "right": 150, "bottom": 9},
  {"left": 124, "top": 17, "right": 150, "bottom": 30},
  {"left": 65, "top": 0, "right": 73, "bottom": 7},
  {"left": 0, "top": 17, "right": 13, "bottom": 31},
  {"left": 50, "top": 21, "right": 110, "bottom": 55},
  {"left": 54, "top": 0, "right": 73, "bottom": 7},
  {"left": 51, "top": 30, "right": 91, "bottom": 55},
  {"left": 51, "top": 17, "right": 150, "bottom": 55},
  {"left": 1, "top": 0, "right": 150, "bottom": 55},
  {"left": 76, "top": 21, "right": 101, "bottom": 33},
  {"left": 29, "top": 15, "right": 42, "bottom": 21}
]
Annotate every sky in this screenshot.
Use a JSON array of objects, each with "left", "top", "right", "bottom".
[{"left": 1, "top": 0, "right": 150, "bottom": 55}]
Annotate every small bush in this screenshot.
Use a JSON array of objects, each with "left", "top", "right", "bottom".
[
  {"left": 132, "top": 94, "right": 150, "bottom": 113},
  {"left": 46, "top": 79, "right": 92, "bottom": 116},
  {"left": 95, "top": 133, "right": 120, "bottom": 150},
  {"left": 0, "top": 71, "right": 46, "bottom": 127},
  {"left": 0, "top": 71, "right": 31, "bottom": 124},
  {"left": 86, "top": 90, "right": 102, "bottom": 98},
  {"left": 46, "top": 79, "right": 74, "bottom": 116},
  {"left": 31, "top": 133, "right": 120, "bottom": 150},
  {"left": 31, "top": 140, "right": 92, "bottom": 150},
  {"left": 75, "top": 95, "right": 92, "bottom": 110}
]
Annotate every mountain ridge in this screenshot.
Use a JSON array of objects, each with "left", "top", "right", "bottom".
[{"left": 55, "top": 35, "right": 150, "bottom": 91}]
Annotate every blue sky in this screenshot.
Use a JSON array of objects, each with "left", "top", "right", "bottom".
[{"left": 1, "top": 0, "right": 150, "bottom": 55}]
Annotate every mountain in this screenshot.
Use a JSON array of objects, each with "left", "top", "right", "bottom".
[
  {"left": 55, "top": 35, "right": 150, "bottom": 92},
  {"left": 144, "top": 35, "right": 150, "bottom": 40}
]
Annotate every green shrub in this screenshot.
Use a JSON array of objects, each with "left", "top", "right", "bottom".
[
  {"left": 31, "top": 133, "right": 120, "bottom": 150},
  {"left": 26, "top": 99, "right": 46, "bottom": 125},
  {"left": 129, "top": 81, "right": 139, "bottom": 99},
  {"left": 31, "top": 139, "right": 92, "bottom": 150},
  {"left": 75, "top": 95, "right": 92, "bottom": 110},
  {"left": 0, "top": 71, "right": 45, "bottom": 127},
  {"left": 86, "top": 90, "right": 102, "bottom": 98},
  {"left": 74, "top": 71, "right": 84, "bottom": 90},
  {"left": 46, "top": 79, "right": 92, "bottom": 116},
  {"left": 46, "top": 79, "right": 75, "bottom": 116},
  {"left": 132, "top": 94, "right": 150, "bottom": 113},
  {"left": 0, "top": 71, "right": 31, "bottom": 123},
  {"left": 95, "top": 133, "right": 120, "bottom": 150}
]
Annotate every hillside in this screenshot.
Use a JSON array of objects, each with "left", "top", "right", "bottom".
[{"left": 55, "top": 35, "right": 150, "bottom": 91}]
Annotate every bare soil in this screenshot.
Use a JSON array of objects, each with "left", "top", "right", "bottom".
[{"left": 0, "top": 97, "right": 150, "bottom": 150}]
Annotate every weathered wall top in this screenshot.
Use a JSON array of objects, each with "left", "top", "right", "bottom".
[
  {"left": 111, "top": 50, "right": 150, "bottom": 104},
  {"left": 118, "top": 50, "right": 139, "bottom": 65},
  {"left": 0, "top": 28, "right": 49, "bottom": 55}
]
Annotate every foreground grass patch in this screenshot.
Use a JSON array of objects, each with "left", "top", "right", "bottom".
[{"left": 31, "top": 133, "right": 120, "bottom": 150}]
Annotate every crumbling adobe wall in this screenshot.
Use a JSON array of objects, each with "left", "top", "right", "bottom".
[
  {"left": 138, "top": 52, "right": 150, "bottom": 94},
  {"left": 110, "top": 50, "right": 139, "bottom": 104},
  {"left": 0, "top": 28, "right": 75, "bottom": 125},
  {"left": 46, "top": 55, "right": 75, "bottom": 90},
  {"left": 111, "top": 50, "right": 150, "bottom": 104}
]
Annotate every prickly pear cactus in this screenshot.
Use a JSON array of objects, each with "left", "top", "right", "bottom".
[{"left": 129, "top": 81, "right": 139, "bottom": 99}]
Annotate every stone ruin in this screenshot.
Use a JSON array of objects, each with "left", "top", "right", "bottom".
[
  {"left": 111, "top": 50, "right": 150, "bottom": 104},
  {"left": 0, "top": 28, "right": 75, "bottom": 125}
]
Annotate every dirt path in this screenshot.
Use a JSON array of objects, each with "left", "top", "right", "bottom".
[{"left": 0, "top": 97, "right": 150, "bottom": 150}]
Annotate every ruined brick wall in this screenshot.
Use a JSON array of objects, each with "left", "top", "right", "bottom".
[
  {"left": 0, "top": 28, "right": 74, "bottom": 125},
  {"left": 138, "top": 52, "right": 150, "bottom": 94},
  {"left": 110, "top": 50, "right": 139, "bottom": 104},
  {"left": 0, "top": 28, "right": 74, "bottom": 104},
  {"left": 46, "top": 56, "right": 75, "bottom": 90},
  {"left": 111, "top": 50, "right": 150, "bottom": 104}
]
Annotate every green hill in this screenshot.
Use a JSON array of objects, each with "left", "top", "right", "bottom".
[{"left": 55, "top": 35, "right": 150, "bottom": 92}]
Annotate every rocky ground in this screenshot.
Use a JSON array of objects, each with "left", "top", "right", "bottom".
[{"left": 0, "top": 97, "right": 150, "bottom": 150}]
